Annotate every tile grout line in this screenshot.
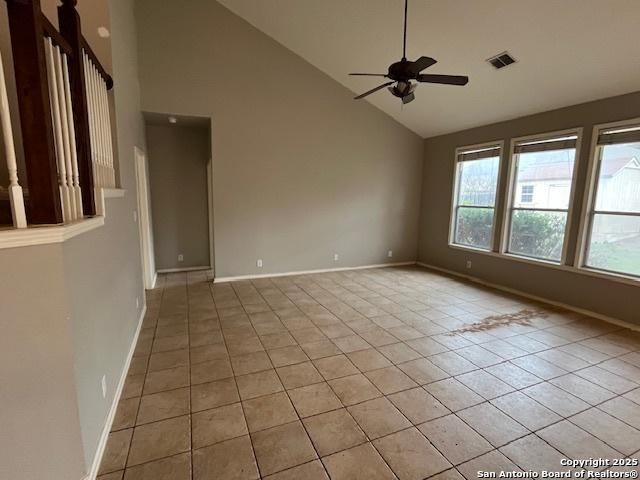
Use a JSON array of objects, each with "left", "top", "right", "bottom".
[{"left": 186, "top": 273, "right": 193, "bottom": 480}]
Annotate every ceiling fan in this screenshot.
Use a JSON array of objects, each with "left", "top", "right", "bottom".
[{"left": 350, "top": 0, "right": 469, "bottom": 104}]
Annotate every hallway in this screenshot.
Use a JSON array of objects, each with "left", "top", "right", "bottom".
[{"left": 98, "top": 266, "right": 640, "bottom": 479}]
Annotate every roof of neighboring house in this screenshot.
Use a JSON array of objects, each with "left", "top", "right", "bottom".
[
  {"left": 519, "top": 162, "right": 573, "bottom": 182},
  {"left": 519, "top": 157, "right": 638, "bottom": 182},
  {"left": 601, "top": 156, "right": 639, "bottom": 177}
]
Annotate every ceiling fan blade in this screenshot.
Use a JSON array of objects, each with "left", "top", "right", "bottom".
[
  {"left": 402, "top": 92, "right": 415, "bottom": 104},
  {"left": 417, "top": 74, "right": 469, "bottom": 85},
  {"left": 354, "top": 81, "right": 395, "bottom": 100},
  {"left": 349, "top": 73, "right": 388, "bottom": 77},
  {"left": 408, "top": 56, "right": 437, "bottom": 75}
]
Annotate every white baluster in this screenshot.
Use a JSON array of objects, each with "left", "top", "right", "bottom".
[
  {"left": 44, "top": 37, "right": 71, "bottom": 223},
  {"left": 83, "top": 52, "right": 99, "bottom": 188},
  {"left": 92, "top": 63, "right": 104, "bottom": 188},
  {"left": 0, "top": 50, "right": 26, "bottom": 228},
  {"left": 98, "top": 72, "right": 113, "bottom": 187},
  {"left": 97, "top": 67, "right": 110, "bottom": 187},
  {"left": 92, "top": 64, "right": 104, "bottom": 188},
  {"left": 103, "top": 85, "right": 115, "bottom": 187},
  {"left": 62, "top": 54, "right": 83, "bottom": 217},
  {"left": 83, "top": 54, "right": 93, "bottom": 184},
  {"left": 53, "top": 46, "right": 77, "bottom": 220}
]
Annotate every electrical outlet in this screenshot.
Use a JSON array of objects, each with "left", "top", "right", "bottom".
[
  {"left": 466, "top": 260, "right": 472, "bottom": 269},
  {"left": 334, "top": 253, "right": 339, "bottom": 262},
  {"left": 133, "top": 210, "right": 137, "bottom": 222},
  {"left": 178, "top": 254, "right": 184, "bottom": 262},
  {"left": 101, "top": 375, "right": 107, "bottom": 398},
  {"left": 257, "top": 259, "right": 263, "bottom": 268},
  {"left": 388, "top": 250, "right": 393, "bottom": 258},
  {"left": 136, "top": 297, "right": 139, "bottom": 309}
]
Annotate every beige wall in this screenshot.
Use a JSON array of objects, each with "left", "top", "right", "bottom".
[
  {"left": 135, "top": 0, "right": 424, "bottom": 278},
  {"left": 419, "top": 91, "right": 640, "bottom": 325},
  {"left": 0, "top": 245, "right": 86, "bottom": 480},
  {"left": 146, "top": 124, "right": 211, "bottom": 270},
  {"left": 0, "top": 204, "right": 146, "bottom": 480}
]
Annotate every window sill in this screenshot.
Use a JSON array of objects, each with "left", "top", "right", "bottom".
[
  {"left": 578, "top": 266, "right": 640, "bottom": 287},
  {"left": 448, "top": 243, "right": 493, "bottom": 254},
  {"left": 447, "top": 243, "right": 639, "bottom": 287},
  {"left": 0, "top": 217, "right": 104, "bottom": 250}
]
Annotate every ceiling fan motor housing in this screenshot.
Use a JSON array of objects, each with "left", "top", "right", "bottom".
[{"left": 388, "top": 60, "right": 414, "bottom": 82}]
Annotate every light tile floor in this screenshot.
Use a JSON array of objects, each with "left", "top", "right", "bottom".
[{"left": 98, "top": 266, "right": 640, "bottom": 480}]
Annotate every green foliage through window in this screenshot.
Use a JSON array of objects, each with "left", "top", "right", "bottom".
[
  {"left": 509, "top": 210, "right": 567, "bottom": 261},
  {"left": 455, "top": 207, "right": 494, "bottom": 250}
]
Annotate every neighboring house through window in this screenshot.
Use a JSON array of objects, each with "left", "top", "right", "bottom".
[
  {"left": 582, "top": 121, "right": 640, "bottom": 278},
  {"left": 521, "top": 185, "right": 534, "bottom": 203}
]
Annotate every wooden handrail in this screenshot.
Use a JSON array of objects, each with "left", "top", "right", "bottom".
[
  {"left": 81, "top": 36, "right": 113, "bottom": 90},
  {"left": 40, "top": 14, "right": 74, "bottom": 57}
]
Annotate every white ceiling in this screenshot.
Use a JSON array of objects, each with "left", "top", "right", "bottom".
[{"left": 218, "top": 0, "right": 640, "bottom": 138}]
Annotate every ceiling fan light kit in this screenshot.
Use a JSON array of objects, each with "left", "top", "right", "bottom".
[{"left": 350, "top": 0, "right": 469, "bottom": 104}]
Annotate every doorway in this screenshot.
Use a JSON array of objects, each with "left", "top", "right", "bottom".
[{"left": 143, "top": 113, "right": 213, "bottom": 274}]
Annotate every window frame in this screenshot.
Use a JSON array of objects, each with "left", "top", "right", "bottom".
[
  {"left": 448, "top": 140, "right": 504, "bottom": 252},
  {"left": 500, "top": 128, "right": 583, "bottom": 265},
  {"left": 576, "top": 117, "right": 640, "bottom": 280}
]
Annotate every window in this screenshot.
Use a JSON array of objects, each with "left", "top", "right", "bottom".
[
  {"left": 520, "top": 185, "right": 534, "bottom": 203},
  {"left": 450, "top": 143, "right": 502, "bottom": 250},
  {"left": 582, "top": 122, "right": 640, "bottom": 278},
  {"left": 504, "top": 131, "right": 580, "bottom": 262}
]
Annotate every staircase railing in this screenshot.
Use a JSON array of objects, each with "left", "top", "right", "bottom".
[{"left": 3, "top": 0, "right": 114, "bottom": 227}]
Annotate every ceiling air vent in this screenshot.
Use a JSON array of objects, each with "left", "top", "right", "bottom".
[{"left": 487, "top": 52, "right": 516, "bottom": 69}]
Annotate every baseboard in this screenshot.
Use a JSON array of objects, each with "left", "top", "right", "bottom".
[
  {"left": 156, "top": 265, "right": 211, "bottom": 274},
  {"left": 415, "top": 261, "right": 640, "bottom": 332},
  {"left": 213, "top": 261, "right": 416, "bottom": 283},
  {"left": 85, "top": 303, "right": 147, "bottom": 480},
  {"left": 151, "top": 272, "right": 158, "bottom": 289}
]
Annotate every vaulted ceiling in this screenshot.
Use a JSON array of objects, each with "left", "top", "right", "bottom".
[{"left": 218, "top": 0, "right": 640, "bottom": 138}]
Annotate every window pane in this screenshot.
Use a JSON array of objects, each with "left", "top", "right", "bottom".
[
  {"left": 512, "top": 149, "right": 576, "bottom": 209},
  {"left": 457, "top": 156, "right": 500, "bottom": 207},
  {"left": 455, "top": 207, "right": 494, "bottom": 249},
  {"left": 594, "top": 142, "right": 640, "bottom": 213},
  {"left": 586, "top": 213, "right": 640, "bottom": 277},
  {"left": 509, "top": 210, "right": 567, "bottom": 261}
]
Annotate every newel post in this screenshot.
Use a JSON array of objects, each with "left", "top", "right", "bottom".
[
  {"left": 58, "top": 0, "right": 95, "bottom": 216},
  {"left": 5, "top": 0, "right": 63, "bottom": 224}
]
